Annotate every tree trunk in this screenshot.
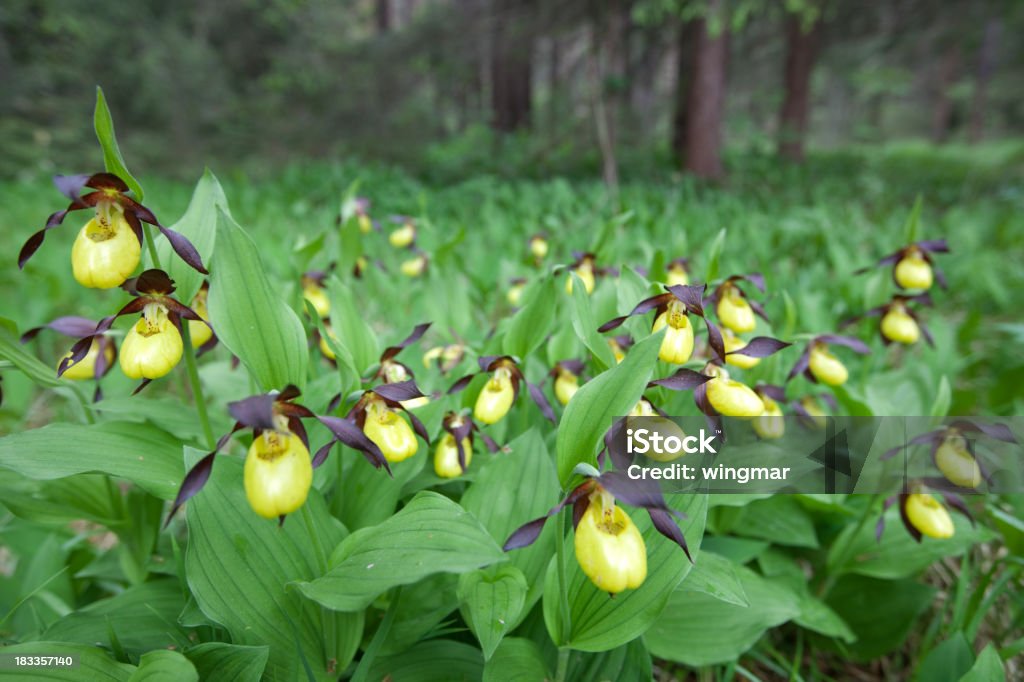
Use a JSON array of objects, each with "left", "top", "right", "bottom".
[
  {"left": 490, "top": 0, "right": 533, "bottom": 132},
  {"left": 376, "top": 0, "right": 392, "bottom": 33},
  {"left": 671, "top": 20, "right": 698, "bottom": 162},
  {"left": 969, "top": 19, "right": 1000, "bottom": 143},
  {"left": 777, "top": 15, "right": 820, "bottom": 162},
  {"left": 683, "top": 2, "right": 729, "bottom": 179},
  {"left": 930, "top": 42, "right": 960, "bottom": 144}
]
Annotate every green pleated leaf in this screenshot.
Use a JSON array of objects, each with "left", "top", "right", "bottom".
[
  {"left": 94, "top": 87, "right": 144, "bottom": 200},
  {"left": 325, "top": 277, "right": 379, "bottom": 376},
  {"left": 680, "top": 549, "right": 749, "bottom": 606},
  {"left": 298, "top": 492, "right": 505, "bottom": 612},
  {"left": 544, "top": 492, "right": 707, "bottom": 651},
  {"left": 127, "top": 650, "right": 197, "bottom": 682},
  {"left": 0, "top": 641, "right": 135, "bottom": 681},
  {"left": 555, "top": 330, "right": 663, "bottom": 486},
  {"left": 369, "top": 640, "right": 483, "bottom": 682},
  {"left": 38, "top": 579, "right": 188, "bottom": 657},
  {"left": 704, "top": 228, "right": 727, "bottom": 282},
  {"left": 458, "top": 565, "right": 528, "bottom": 660},
  {"left": 0, "top": 317, "right": 61, "bottom": 388},
  {"left": 502, "top": 274, "right": 558, "bottom": 359},
  {"left": 569, "top": 273, "right": 616, "bottom": 370},
  {"left": 462, "top": 428, "right": 560, "bottom": 613},
  {"left": 184, "top": 643, "right": 269, "bottom": 682},
  {"left": 959, "top": 644, "right": 1006, "bottom": 682},
  {"left": 730, "top": 496, "right": 819, "bottom": 548},
  {"left": 185, "top": 456, "right": 361, "bottom": 682},
  {"left": 156, "top": 169, "right": 226, "bottom": 305},
  {"left": 0, "top": 422, "right": 184, "bottom": 500},
  {"left": 645, "top": 564, "right": 802, "bottom": 667},
  {"left": 208, "top": 209, "right": 308, "bottom": 391},
  {"left": 567, "top": 638, "right": 653, "bottom": 682},
  {"left": 483, "top": 638, "right": 549, "bottom": 682}
]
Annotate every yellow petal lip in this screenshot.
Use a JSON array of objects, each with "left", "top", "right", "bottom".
[
  {"left": 529, "top": 236, "right": 548, "bottom": 259},
  {"left": 554, "top": 371, "right": 579, "bottom": 406},
  {"left": 752, "top": 397, "right": 785, "bottom": 439},
  {"left": 434, "top": 434, "right": 472, "bottom": 478},
  {"left": 653, "top": 304, "right": 694, "bottom": 365},
  {"left": 389, "top": 224, "right": 416, "bottom": 248},
  {"left": 244, "top": 431, "right": 313, "bottom": 519},
  {"left": 60, "top": 339, "right": 113, "bottom": 381},
  {"left": 119, "top": 306, "right": 183, "bottom": 380},
  {"left": 303, "top": 284, "right": 331, "bottom": 318},
  {"left": 716, "top": 286, "right": 756, "bottom": 333},
  {"left": 565, "top": 263, "right": 596, "bottom": 295},
  {"left": 808, "top": 345, "right": 848, "bottom": 386},
  {"left": 474, "top": 368, "right": 515, "bottom": 424},
  {"left": 706, "top": 372, "right": 764, "bottom": 418},
  {"left": 904, "top": 493, "right": 955, "bottom": 539},
  {"left": 574, "top": 495, "right": 647, "bottom": 594},
  {"left": 880, "top": 307, "right": 920, "bottom": 345},
  {"left": 894, "top": 251, "right": 934, "bottom": 290},
  {"left": 935, "top": 436, "right": 981, "bottom": 488},
  {"left": 723, "top": 330, "right": 760, "bottom": 369},
  {"left": 363, "top": 401, "right": 419, "bottom": 462},
  {"left": 71, "top": 215, "right": 142, "bottom": 289}
]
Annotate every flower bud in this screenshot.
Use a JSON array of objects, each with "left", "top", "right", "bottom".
[
  {"left": 565, "top": 262, "right": 595, "bottom": 295},
  {"left": 723, "top": 329, "right": 759, "bottom": 369},
  {"left": 574, "top": 490, "right": 647, "bottom": 594},
  {"left": 60, "top": 339, "right": 113, "bottom": 381},
  {"left": 880, "top": 305, "right": 920, "bottom": 345},
  {"left": 530, "top": 236, "right": 549, "bottom": 260},
  {"left": 434, "top": 433, "right": 473, "bottom": 478},
  {"left": 716, "top": 286, "right": 756, "bottom": 333},
  {"left": 666, "top": 263, "right": 689, "bottom": 287},
  {"left": 389, "top": 223, "right": 416, "bottom": 248},
  {"left": 652, "top": 301, "right": 694, "bottom": 365},
  {"left": 935, "top": 433, "right": 981, "bottom": 488},
  {"left": 751, "top": 397, "right": 784, "bottom": 439},
  {"left": 554, "top": 369, "right": 579, "bottom": 406},
  {"left": 474, "top": 367, "right": 515, "bottom": 424},
  {"left": 400, "top": 255, "right": 427, "bottom": 278},
  {"left": 894, "top": 248, "right": 933, "bottom": 290},
  {"left": 808, "top": 344, "right": 848, "bottom": 386},
  {"left": 119, "top": 304, "right": 183, "bottom": 380},
  {"left": 244, "top": 428, "right": 313, "bottom": 519},
  {"left": 302, "top": 280, "right": 330, "bottom": 318},
  {"left": 706, "top": 367, "right": 764, "bottom": 418},
  {"left": 70, "top": 203, "right": 141, "bottom": 289},
  {"left": 904, "top": 493, "right": 954, "bottom": 539},
  {"left": 188, "top": 287, "right": 213, "bottom": 348},
  {"left": 363, "top": 400, "right": 418, "bottom": 462}
]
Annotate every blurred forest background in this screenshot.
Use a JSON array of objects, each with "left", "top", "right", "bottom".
[{"left": 1, "top": 0, "right": 1022, "bottom": 184}]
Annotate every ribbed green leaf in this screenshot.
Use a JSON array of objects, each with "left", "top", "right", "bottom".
[
  {"left": 184, "top": 643, "right": 268, "bottom": 682},
  {"left": 0, "top": 642, "right": 134, "bottom": 681},
  {"left": 458, "top": 565, "right": 528, "bottom": 660},
  {"left": 483, "top": 638, "right": 549, "bottom": 682},
  {"left": 680, "top": 549, "right": 749, "bottom": 606},
  {"left": 127, "top": 650, "right": 197, "bottom": 682},
  {"left": 94, "top": 87, "right": 144, "bottom": 200},
  {"left": 369, "top": 640, "right": 483, "bottom": 682},
  {"left": 0, "top": 422, "right": 183, "bottom": 500},
  {"left": 568, "top": 273, "right": 616, "bottom": 370},
  {"left": 555, "top": 330, "right": 663, "bottom": 486},
  {"left": 156, "top": 169, "right": 226, "bottom": 305},
  {"left": 185, "top": 456, "right": 361, "bottom": 682},
  {"left": 544, "top": 492, "right": 707, "bottom": 651},
  {"left": 567, "top": 638, "right": 652, "bottom": 682},
  {"left": 325, "top": 277, "right": 379, "bottom": 375},
  {"left": 960, "top": 644, "right": 1006, "bottom": 682},
  {"left": 298, "top": 492, "right": 505, "bottom": 612},
  {"left": 208, "top": 209, "right": 308, "bottom": 392},
  {"left": 0, "top": 317, "right": 61, "bottom": 388},
  {"left": 502, "top": 274, "right": 558, "bottom": 359}
]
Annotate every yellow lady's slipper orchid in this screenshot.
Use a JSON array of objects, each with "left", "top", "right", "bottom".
[
  {"left": 800, "top": 395, "right": 828, "bottom": 429},
  {"left": 434, "top": 432, "right": 473, "bottom": 478},
  {"left": 554, "top": 369, "right": 579, "bottom": 406},
  {"left": 363, "top": 399, "right": 418, "bottom": 462},
  {"left": 530, "top": 235, "right": 549, "bottom": 260},
  {"left": 401, "top": 254, "right": 427, "bottom": 277},
  {"left": 474, "top": 367, "right": 515, "bottom": 424},
  {"left": 716, "top": 284, "right": 756, "bottom": 333},
  {"left": 319, "top": 325, "right": 338, "bottom": 360},
  {"left": 808, "top": 344, "right": 848, "bottom": 386},
  {"left": 629, "top": 399, "right": 656, "bottom": 417},
  {"left": 752, "top": 396, "right": 785, "bottom": 439},
  {"left": 188, "top": 286, "right": 213, "bottom": 348},
  {"left": 904, "top": 493, "right": 954, "bottom": 539},
  {"left": 652, "top": 300, "right": 694, "bottom": 364},
  {"left": 358, "top": 214, "right": 373, "bottom": 234},
  {"left": 565, "top": 260, "right": 596, "bottom": 295},
  {"left": 723, "top": 329, "right": 760, "bottom": 369},
  {"left": 70, "top": 201, "right": 141, "bottom": 289},
  {"left": 119, "top": 303, "right": 183, "bottom": 380},
  {"left": 894, "top": 248, "right": 933, "bottom": 290},
  {"left": 705, "top": 367, "right": 764, "bottom": 418},
  {"left": 507, "top": 281, "right": 525, "bottom": 306},
  {"left": 880, "top": 305, "right": 920, "bottom": 345},
  {"left": 666, "top": 262, "right": 689, "bottom": 287},
  {"left": 608, "top": 338, "right": 626, "bottom": 364},
  {"left": 302, "top": 279, "right": 330, "bottom": 318},
  {"left": 389, "top": 223, "right": 416, "bottom": 248},
  {"left": 935, "top": 433, "right": 981, "bottom": 488},
  {"left": 243, "top": 426, "right": 313, "bottom": 519},
  {"left": 574, "top": 490, "right": 647, "bottom": 594},
  {"left": 59, "top": 339, "right": 113, "bottom": 381}
]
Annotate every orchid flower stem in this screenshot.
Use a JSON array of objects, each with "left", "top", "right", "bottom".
[
  {"left": 142, "top": 224, "right": 162, "bottom": 271},
  {"left": 351, "top": 586, "right": 402, "bottom": 682},
  {"left": 180, "top": 324, "right": 216, "bottom": 450},
  {"left": 820, "top": 493, "right": 881, "bottom": 597}
]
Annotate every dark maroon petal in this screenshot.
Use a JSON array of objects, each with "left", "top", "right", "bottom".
[
  {"left": 729, "top": 336, "right": 791, "bottom": 359},
  {"left": 693, "top": 382, "right": 718, "bottom": 417},
  {"left": 85, "top": 172, "right": 130, "bottom": 193},
  {"left": 503, "top": 517, "right": 550, "bottom": 551},
  {"left": 57, "top": 337, "right": 96, "bottom": 378},
  {"left": 560, "top": 359, "right": 586, "bottom": 375},
  {"left": 598, "top": 470, "right": 669, "bottom": 511},
  {"left": 743, "top": 273, "right": 766, "bottom": 293},
  {"left": 933, "top": 267, "right": 948, "bottom": 289},
  {"left": 477, "top": 430, "right": 500, "bottom": 453},
  {"left": 916, "top": 239, "right": 949, "bottom": 253},
  {"left": 948, "top": 420, "right": 1017, "bottom": 443},
  {"left": 818, "top": 335, "right": 871, "bottom": 354},
  {"left": 756, "top": 384, "right": 787, "bottom": 402},
  {"left": 649, "top": 368, "right": 712, "bottom": 392},
  {"left": 748, "top": 299, "right": 770, "bottom": 323},
  {"left": 317, "top": 415, "right": 391, "bottom": 473},
  {"left": 705, "top": 318, "right": 726, "bottom": 363},
  {"left": 527, "top": 382, "right": 557, "bottom": 424},
  {"left": 405, "top": 409, "right": 430, "bottom": 444},
  {"left": 94, "top": 338, "right": 114, "bottom": 379},
  {"left": 228, "top": 394, "right": 277, "bottom": 430},
  {"left": 918, "top": 320, "right": 935, "bottom": 347},
  {"left": 277, "top": 384, "right": 302, "bottom": 402},
  {"left": 279, "top": 402, "right": 316, "bottom": 420},
  {"left": 381, "top": 323, "right": 432, "bottom": 362},
  {"left": 164, "top": 451, "right": 217, "bottom": 527},
  {"left": 127, "top": 268, "right": 176, "bottom": 295},
  {"left": 898, "top": 495, "right": 923, "bottom": 543},
  {"left": 132, "top": 379, "right": 154, "bottom": 395},
  {"left": 455, "top": 437, "right": 469, "bottom": 472},
  {"left": 288, "top": 416, "right": 310, "bottom": 451},
  {"left": 941, "top": 493, "right": 975, "bottom": 525},
  {"left": 325, "top": 392, "right": 343, "bottom": 413},
  {"left": 125, "top": 200, "right": 158, "bottom": 226},
  {"left": 875, "top": 515, "right": 886, "bottom": 542},
  {"left": 53, "top": 173, "right": 95, "bottom": 199},
  {"left": 649, "top": 508, "right": 693, "bottom": 562},
  {"left": 598, "top": 316, "right": 629, "bottom": 333},
  {"left": 373, "top": 380, "right": 424, "bottom": 403},
  {"left": 447, "top": 373, "right": 477, "bottom": 394},
  {"left": 50, "top": 316, "right": 102, "bottom": 338},
  {"left": 668, "top": 284, "right": 706, "bottom": 315},
  {"left": 157, "top": 225, "right": 208, "bottom": 274},
  {"left": 164, "top": 299, "right": 204, "bottom": 323},
  {"left": 312, "top": 441, "right": 334, "bottom": 468}
]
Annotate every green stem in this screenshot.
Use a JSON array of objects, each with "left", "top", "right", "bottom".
[
  {"left": 555, "top": 648, "right": 570, "bottom": 682},
  {"left": 820, "top": 494, "right": 880, "bottom": 597},
  {"left": 351, "top": 587, "right": 401, "bottom": 682},
  {"left": 301, "top": 504, "right": 337, "bottom": 667},
  {"left": 180, "top": 324, "right": 216, "bottom": 450},
  {"left": 142, "top": 224, "right": 162, "bottom": 270},
  {"left": 71, "top": 384, "right": 96, "bottom": 424}
]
